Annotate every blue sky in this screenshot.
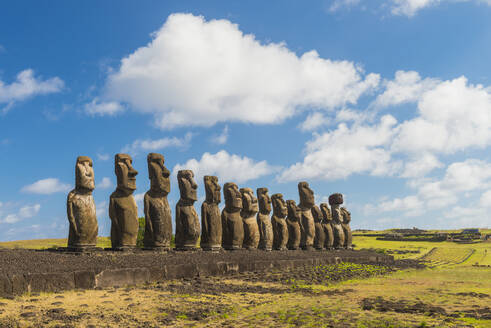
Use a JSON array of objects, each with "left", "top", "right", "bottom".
[{"left": 0, "top": 0, "right": 490, "bottom": 241}]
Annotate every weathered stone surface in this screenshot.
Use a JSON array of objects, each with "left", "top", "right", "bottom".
[
  {"left": 67, "top": 156, "right": 98, "bottom": 249},
  {"left": 329, "top": 193, "right": 343, "bottom": 205},
  {"left": 329, "top": 194, "right": 345, "bottom": 249},
  {"left": 143, "top": 153, "right": 172, "bottom": 250},
  {"left": 201, "top": 176, "right": 222, "bottom": 251},
  {"left": 271, "top": 193, "right": 288, "bottom": 250},
  {"left": 256, "top": 188, "right": 273, "bottom": 251},
  {"left": 222, "top": 182, "right": 244, "bottom": 250},
  {"left": 109, "top": 154, "right": 139, "bottom": 249},
  {"left": 312, "top": 205, "right": 326, "bottom": 250},
  {"left": 320, "top": 203, "right": 334, "bottom": 249},
  {"left": 341, "top": 207, "right": 353, "bottom": 249},
  {"left": 175, "top": 170, "right": 200, "bottom": 250},
  {"left": 298, "top": 182, "right": 315, "bottom": 250},
  {"left": 286, "top": 200, "right": 301, "bottom": 250},
  {"left": 240, "top": 188, "right": 259, "bottom": 250}
]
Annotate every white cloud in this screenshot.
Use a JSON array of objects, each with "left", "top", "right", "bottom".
[
  {"left": 0, "top": 69, "right": 64, "bottom": 112},
  {"left": 97, "top": 153, "right": 110, "bottom": 161},
  {"left": 374, "top": 71, "right": 439, "bottom": 108},
  {"left": 479, "top": 190, "right": 491, "bottom": 207},
  {"left": 210, "top": 125, "right": 229, "bottom": 144},
  {"left": 84, "top": 98, "right": 124, "bottom": 116},
  {"left": 298, "top": 112, "right": 330, "bottom": 131},
  {"left": 122, "top": 132, "right": 192, "bottom": 156},
  {"left": 173, "top": 150, "right": 277, "bottom": 184},
  {"left": 97, "top": 177, "right": 112, "bottom": 189},
  {"left": 278, "top": 115, "right": 400, "bottom": 181},
  {"left": 401, "top": 153, "right": 444, "bottom": 178},
  {"left": 0, "top": 203, "right": 41, "bottom": 224},
  {"left": 21, "top": 178, "right": 71, "bottom": 194},
  {"left": 329, "top": 0, "right": 362, "bottom": 12},
  {"left": 392, "top": 77, "right": 491, "bottom": 154},
  {"left": 366, "top": 159, "right": 491, "bottom": 218},
  {"left": 104, "top": 13, "right": 379, "bottom": 129}
]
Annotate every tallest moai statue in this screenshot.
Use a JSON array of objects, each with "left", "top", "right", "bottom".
[
  {"left": 109, "top": 153, "right": 139, "bottom": 249},
  {"left": 67, "top": 156, "right": 98, "bottom": 250},
  {"left": 298, "top": 182, "right": 315, "bottom": 250}
]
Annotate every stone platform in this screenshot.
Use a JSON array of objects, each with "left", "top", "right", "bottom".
[{"left": 0, "top": 249, "right": 393, "bottom": 297}]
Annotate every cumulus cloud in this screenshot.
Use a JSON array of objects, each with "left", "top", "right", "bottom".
[
  {"left": 401, "top": 153, "right": 444, "bottom": 178},
  {"left": 97, "top": 153, "right": 110, "bottom": 161},
  {"left": 392, "top": 76, "right": 491, "bottom": 154},
  {"left": 173, "top": 150, "right": 277, "bottom": 184},
  {"left": 366, "top": 159, "right": 491, "bottom": 217},
  {"left": 21, "top": 178, "right": 71, "bottom": 194},
  {"left": 0, "top": 203, "right": 41, "bottom": 224},
  {"left": 479, "top": 190, "right": 491, "bottom": 207},
  {"left": 374, "top": 71, "right": 439, "bottom": 108},
  {"left": 278, "top": 115, "right": 400, "bottom": 181},
  {"left": 122, "top": 132, "right": 192, "bottom": 156},
  {"left": 84, "top": 98, "right": 124, "bottom": 116},
  {"left": 104, "top": 13, "right": 379, "bottom": 129},
  {"left": 97, "top": 177, "right": 112, "bottom": 189},
  {"left": 298, "top": 112, "right": 330, "bottom": 131},
  {"left": 0, "top": 69, "right": 64, "bottom": 112}
]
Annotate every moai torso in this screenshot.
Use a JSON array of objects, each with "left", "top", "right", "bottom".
[
  {"left": 175, "top": 170, "right": 200, "bottom": 250},
  {"left": 221, "top": 182, "right": 244, "bottom": 250},
  {"left": 320, "top": 203, "right": 334, "bottom": 249},
  {"left": 312, "top": 205, "right": 325, "bottom": 250},
  {"left": 329, "top": 193, "right": 345, "bottom": 249},
  {"left": 109, "top": 154, "right": 139, "bottom": 249},
  {"left": 298, "top": 182, "right": 315, "bottom": 250},
  {"left": 144, "top": 153, "right": 172, "bottom": 249},
  {"left": 201, "top": 176, "right": 222, "bottom": 251},
  {"left": 67, "top": 156, "right": 98, "bottom": 248},
  {"left": 256, "top": 188, "right": 273, "bottom": 251},
  {"left": 241, "top": 188, "right": 259, "bottom": 250},
  {"left": 286, "top": 200, "right": 301, "bottom": 250},
  {"left": 271, "top": 193, "right": 288, "bottom": 250},
  {"left": 341, "top": 207, "right": 352, "bottom": 249}
]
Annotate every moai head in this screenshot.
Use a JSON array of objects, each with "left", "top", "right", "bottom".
[
  {"left": 271, "top": 193, "right": 287, "bottom": 218},
  {"left": 223, "top": 182, "right": 242, "bottom": 212},
  {"left": 115, "top": 153, "right": 138, "bottom": 193},
  {"left": 298, "top": 181, "right": 315, "bottom": 209},
  {"left": 328, "top": 193, "right": 343, "bottom": 207},
  {"left": 177, "top": 170, "right": 198, "bottom": 203},
  {"left": 147, "top": 153, "right": 170, "bottom": 195},
  {"left": 320, "top": 203, "right": 332, "bottom": 222},
  {"left": 311, "top": 205, "right": 323, "bottom": 223},
  {"left": 75, "top": 156, "right": 95, "bottom": 192},
  {"left": 240, "top": 188, "right": 259, "bottom": 215},
  {"left": 204, "top": 175, "right": 221, "bottom": 204},
  {"left": 257, "top": 187, "right": 271, "bottom": 215},
  {"left": 286, "top": 200, "right": 300, "bottom": 220}
]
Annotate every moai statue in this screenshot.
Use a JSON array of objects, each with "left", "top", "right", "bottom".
[
  {"left": 109, "top": 154, "right": 138, "bottom": 249},
  {"left": 329, "top": 193, "right": 346, "bottom": 249},
  {"left": 320, "top": 203, "right": 334, "bottom": 250},
  {"left": 341, "top": 207, "right": 353, "bottom": 249},
  {"left": 221, "top": 182, "right": 244, "bottom": 250},
  {"left": 143, "top": 153, "right": 172, "bottom": 250},
  {"left": 240, "top": 188, "right": 259, "bottom": 250},
  {"left": 286, "top": 200, "right": 301, "bottom": 250},
  {"left": 298, "top": 182, "right": 315, "bottom": 250},
  {"left": 256, "top": 188, "right": 273, "bottom": 251},
  {"left": 271, "top": 193, "right": 288, "bottom": 250},
  {"left": 312, "top": 205, "right": 325, "bottom": 250},
  {"left": 67, "top": 156, "right": 98, "bottom": 250},
  {"left": 175, "top": 170, "right": 200, "bottom": 250},
  {"left": 200, "top": 176, "right": 222, "bottom": 251}
]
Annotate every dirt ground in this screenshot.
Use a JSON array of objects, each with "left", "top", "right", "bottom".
[{"left": 1, "top": 261, "right": 490, "bottom": 328}]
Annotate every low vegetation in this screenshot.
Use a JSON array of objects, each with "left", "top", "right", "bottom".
[{"left": 0, "top": 231, "right": 489, "bottom": 327}]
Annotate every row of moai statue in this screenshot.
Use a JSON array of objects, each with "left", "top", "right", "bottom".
[{"left": 66, "top": 154, "right": 352, "bottom": 251}]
